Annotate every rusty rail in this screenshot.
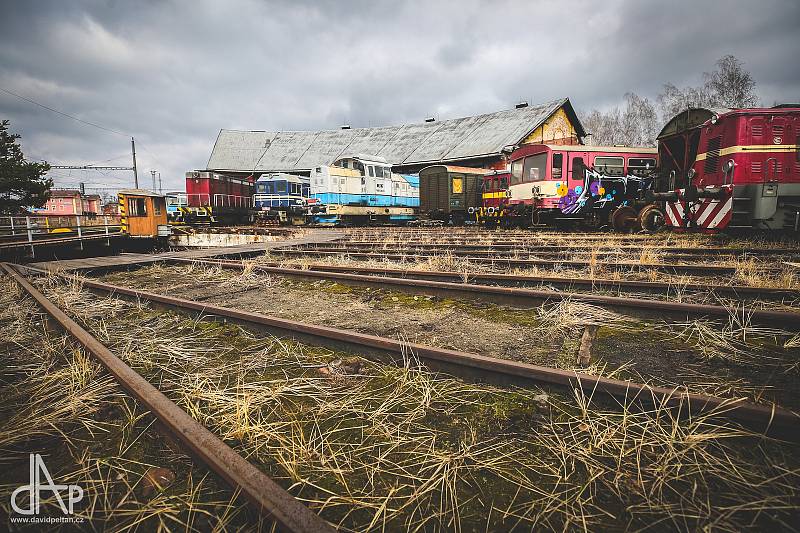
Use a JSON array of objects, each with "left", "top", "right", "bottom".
[
  {"left": 19, "top": 264, "right": 799, "bottom": 441},
  {"left": 266, "top": 249, "right": 777, "bottom": 275},
  {"left": 1, "top": 262, "right": 335, "bottom": 533},
  {"left": 224, "top": 260, "right": 798, "bottom": 300},
  {"left": 170, "top": 258, "right": 800, "bottom": 328},
  {"left": 308, "top": 241, "right": 800, "bottom": 257}
]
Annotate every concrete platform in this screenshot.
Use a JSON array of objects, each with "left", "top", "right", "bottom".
[{"left": 30, "top": 229, "right": 342, "bottom": 272}]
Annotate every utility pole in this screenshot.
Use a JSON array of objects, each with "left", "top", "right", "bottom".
[
  {"left": 158, "top": 172, "right": 162, "bottom": 194},
  {"left": 150, "top": 170, "right": 156, "bottom": 191},
  {"left": 131, "top": 137, "right": 139, "bottom": 188}
]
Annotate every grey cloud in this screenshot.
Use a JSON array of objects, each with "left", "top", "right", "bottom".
[{"left": 0, "top": 0, "right": 798, "bottom": 192}]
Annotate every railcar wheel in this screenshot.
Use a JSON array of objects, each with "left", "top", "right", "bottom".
[
  {"left": 610, "top": 206, "right": 638, "bottom": 233},
  {"left": 637, "top": 204, "right": 665, "bottom": 233}
]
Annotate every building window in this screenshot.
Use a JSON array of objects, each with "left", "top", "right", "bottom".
[
  {"left": 153, "top": 198, "right": 164, "bottom": 216},
  {"left": 128, "top": 198, "right": 147, "bottom": 217}
]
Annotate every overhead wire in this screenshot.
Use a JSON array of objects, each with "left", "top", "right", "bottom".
[
  {"left": 0, "top": 85, "right": 128, "bottom": 137},
  {"left": 1, "top": 85, "right": 170, "bottom": 180}
]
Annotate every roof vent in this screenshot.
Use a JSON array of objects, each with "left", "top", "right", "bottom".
[
  {"left": 340, "top": 124, "right": 351, "bottom": 130},
  {"left": 424, "top": 117, "right": 436, "bottom": 122},
  {"left": 515, "top": 101, "right": 529, "bottom": 109}
]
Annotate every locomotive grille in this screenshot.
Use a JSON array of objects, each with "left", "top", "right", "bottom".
[
  {"left": 772, "top": 125, "right": 785, "bottom": 136},
  {"left": 752, "top": 124, "right": 763, "bottom": 136},
  {"left": 704, "top": 136, "right": 722, "bottom": 174},
  {"left": 751, "top": 161, "right": 762, "bottom": 173}
]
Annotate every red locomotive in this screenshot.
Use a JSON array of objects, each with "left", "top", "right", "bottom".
[
  {"left": 479, "top": 144, "right": 659, "bottom": 230},
  {"left": 652, "top": 105, "right": 800, "bottom": 231},
  {"left": 181, "top": 171, "right": 254, "bottom": 224}
]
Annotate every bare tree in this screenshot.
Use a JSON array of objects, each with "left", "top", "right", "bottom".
[
  {"left": 656, "top": 83, "right": 715, "bottom": 120},
  {"left": 703, "top": 54, "right": 759, "bottom": 108},
  {"left": 658, "top": 55, "right": 759, "bottom": 116},
  {"left": 580, "top": 92, "right": 658, "bottom": 147},
  {"left": 620, "top": 92, "right": 659, "bottom": 146},
  {"left": 581, "top": 55, "right": 759, "bottom": 148}
]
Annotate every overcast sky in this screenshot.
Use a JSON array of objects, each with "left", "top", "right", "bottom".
[{"left": 1, "top": 0, "right": 798, "bottom": 194}]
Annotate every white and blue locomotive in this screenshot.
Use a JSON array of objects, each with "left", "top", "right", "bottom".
[{"left": 310, "top": 155, "right": 419, "bottom": 224}]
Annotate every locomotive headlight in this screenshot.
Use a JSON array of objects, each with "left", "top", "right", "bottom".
[
  {"left": 724, "top": 160, "right": 735, "bottom": 172},
  {"left": 711, "top": 114, "right": 719, "bottom": 124},
  {"left": 687, "top": 168, "right": 696, "bottom": 180}
]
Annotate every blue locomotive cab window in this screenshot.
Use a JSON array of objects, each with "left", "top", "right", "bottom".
[{"left": 275, "top": 181, "right": 287, "bottom": 194}]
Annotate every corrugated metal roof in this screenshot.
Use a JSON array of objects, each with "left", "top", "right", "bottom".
[{"left": 206, "top": 98, "right": 576, "bottom": 172}]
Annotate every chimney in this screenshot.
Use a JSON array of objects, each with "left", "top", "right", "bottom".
[
  {"left": 340, "top": 124, "right": 351, "bottom": 130},
  {"left": 424, "top": 117, "right": 436, "bottom": 123},
  {"left": 515, "top": 101, "right": 529, "bottom": 109}
]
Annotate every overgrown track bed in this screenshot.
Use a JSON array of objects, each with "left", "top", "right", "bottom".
[
  {"left": 268, "top": 248, "right": 788, "bottom": 276},
  {"left": 1, "top": 263, "right": 332, "bottom": 533},
  {"left": 285, "top": 244, "right": 798, "bottom": 264},
  {"left": 5, "top": 273, "right": 800, "bottom": 531},
  {"left": 307, "top": 241, "right": 800, "bottom": 257},
  {"left": 235, "top": 259, "right": 800, "bottom": 301},
  {"left": 171, "top": 258, "right": 800, "bottom": 327},
  {"left": 91, "top": 262, "right": 800, "bottom": 411},
  {"left": 31, "top": 264, "right": 799, "bottom": 439}
]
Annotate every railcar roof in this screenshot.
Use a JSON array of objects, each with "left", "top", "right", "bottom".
[
  {"left": 418, "top": 164, "right": 493, "bottom": 176},
  {"left": 256, "top": 172, "right": 309, "bottom": 183},
  {"left": 539, "top": 144, "right": 658, "bottom": 153},
  {"left": 117, "top": 189, "right": 164, "bottom": 197}
]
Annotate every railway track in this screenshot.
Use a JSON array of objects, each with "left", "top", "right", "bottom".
[
  {"left": 17, "top": 262, "right": 798, "bottom": 441},
  {"left": 168, "top": 257, "right": 800, "bottom": 327},
  {"left": 267, "top": 248, "right": 784, "bottom": 275},
  {"left": 327, "top": 241, "right": 800, "bottom": 257},
  {"left": 1, "top": 262, "right": 334, "bottom": 533},
  {"left": 203, "top": 258, "right": 799, "bottom": 301},
  {"left": 290, "top": 244, "right": 796, "bottom": 262}
]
